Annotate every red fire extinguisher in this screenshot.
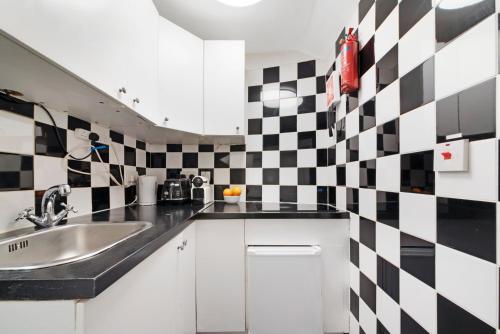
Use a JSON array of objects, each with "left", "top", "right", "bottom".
[{"left": 339, "top": 28, "right": 359, "bottom": 94}]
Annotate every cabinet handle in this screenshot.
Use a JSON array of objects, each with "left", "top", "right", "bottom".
[
  {"left": 236, "top": 126, "right": 240, "bottom": 133},
  {"left": 118, "top": 87, "right": 127, "bottom": 94},
  {"left": 164, "top": 117, "right": 169, "bottom": 122},
  {"left": 133, "top": 98, "right": 140, "bottom": 104},
  {"left": 177, "top": 245, "right": 184, "bottom": 251}
]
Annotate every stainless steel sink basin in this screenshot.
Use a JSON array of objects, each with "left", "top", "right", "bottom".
[{"left": 0, "top": 222, "right": 152, "bottom": 270}]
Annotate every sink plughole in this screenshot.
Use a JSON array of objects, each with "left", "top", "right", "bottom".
[{"left": 0, "top": 222, "right": 152, "bottom": 270}]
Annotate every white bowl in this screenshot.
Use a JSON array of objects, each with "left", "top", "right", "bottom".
[{"left": 224, "top": 195, "right": 240, "bottom": 204}]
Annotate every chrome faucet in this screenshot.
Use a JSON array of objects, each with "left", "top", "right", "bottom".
[{"left": 16, "top": 184, "right": 77, "bottom": 228}]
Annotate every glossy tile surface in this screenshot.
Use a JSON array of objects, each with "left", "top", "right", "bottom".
[
  {"left": 360, "top": 217, "right": 376, "bottom": 251},
  {"left": 400, "top": 232, "right": 435, "bottom": 288},
  {"left": 399, "top": 0, "right": 432, "bottom": 38},
  {"left": 360, "top": 159, "right": 376, "bottom": 189},
  {"left": 263, "top": 134, "right": 279, "bottom": 151},
  {"left": 34, "top": 122, "right": 66, "bottom": 158},
  {"left": 400, "top": 150, "right": 434, "bottom": 195},
  {"left": 376, "top": 45, "right": 398, "bottom": 93},
  {"left": 377, "top": 191, "right": 399, "bottom": 228},
  {"left": 377, "top": 119, "right": 399, "bottom": 157},
  {"left": 0, "top": 152, "right": 33, "bottom": 191},
  {"left": 359, "top": 0, "right": 375, "bottom": 23},
  {"left": 68, "top": 160, "right": 91, "bottom": 188},
  {"left": 298, "top": 60, "right": 316, "bottom": 79},
  {"left": 279, "top": 115, "right": 297, "bottom": 133},
  {"left": 298, "top": 131, "right": 316, "bottom": 149},
  {"left": 347, "top": 136, "right": 359, "bottom": 162},
  {"left": 263, "top": 66, "right": 280, "bottom": 84},
  {"left": 359, "top": 98, "right": 376, "bottom": 132},
  {"left": 377, "top": 255, "right": 399, "bottom": 302},
  {"left": 360, "top": 37, "right": 375, "bottom": 77},
  {"left": 298, "top": 95, "right": 316, "bottom": 114},
  {"left": 376, "top": 0, "right": 398, "bottom": 29},
  {"left": 400, "top": 57, "right": 434, "bottom": 115},
  {"left": 360, "top": 271, "right": 377, "bottom": 312}
]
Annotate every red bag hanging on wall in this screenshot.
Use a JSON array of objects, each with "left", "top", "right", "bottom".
[{"left": 339, "top": 28, "right": 359, "bottom": 94}]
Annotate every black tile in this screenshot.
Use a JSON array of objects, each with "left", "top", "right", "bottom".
[
  {"left": 150, "top": 153, "right": 166, "bottom": 168},
  {"left": 337, "top": 118, "right": 346, "bottom": 143},
  {"left": 360, "top": 272, "right": 376, "bottom": 313},
  {"left": 182, "top": 153, "right": 198, "bottom": 168},
  {"left": 146, "top": 152, "right": 151, "bottom": 168},
  {"left": 376, "top": 0, "right": 398, "bottom": 28},
  {"left": 230, "top": 145, "right": 245, "bottom": 152},
  {"left": 230, "top": 169, "right": 245, "bottom": 184},
  {"left": 298, "top": 95, "right": 316, "bottom": 114},
  {"left": 136, "top": 140, "right": 146, "bottom": 150},
  {"left": 167, "top": 169, "right": 182, "bottom": 179},
  {"left": 400, "top": 57, "right": 434, "bottom": 115},
  {"left": 399, "top": 0, "right": 433, "bottom": 38},
  {"left": 347, "top": 136, "right": 359, "bottom": 162},
  {"left": 337, "top": 165, "right": 346, "bottom": 186},
  {"left": 68, "top": 115, "right": 90, "bottom": 131},
  {"left": 401, "top": 150, "right": 435, "bottom": 194},
  {"left": 360, "top": 37, "right": 375, "bottom": 77},
  {"left": 298, "top": 168, "right": 316, "bottom": 185},
  {"left": 92, "top": 187, "right": 110, "bottom": 212},
  {"left": 377, "top": 320, "right": 390, "bottom": 334},
  {"left": 316, "top": 112, "right": 328, "bottom": 131},
  {"left": 214, "top": 153, "right": 230, "bottom": 168},
  {"left": 263, "top": 66, "right": 279, "bottom": 84},
  {"left": 328, "top": 146, "right": 336, "bottom": 166},
  {"left": 376, "top": 44, "right": 398, "bottom": 93},
  {"left": 214, "top": 185, "right": 229, "bottom": 201},
  {"left": 248, "top": 86, "right": 262, "bottom": 102},
  {"left": 124, "top": 146, "right": 136, "bottom": 166},
  {"left": 298, "top": 60, "right": 316, "bottom": 79},
  {"left": 359, "top": 0, "right": 375, "bottom": 23},
  {"left": 350, "top": 288, "right": 360, "bottom": 320},
  {"left": 436, "top": 0, "right": 495, "bottom": 50},
  {"left": 436, "top": 78, "right": 496, "bottom": 143},
  {"left": 280, "top": 80, "right": 297, "bottom": 98},
  {"left": 167, "top": 144, "right": 182, "bottom": 152},
  {"left": 0, "top": 94, "right": 34, "bottom": 118},
  {"left": 335, "top": 28, "right": 346, "bottom": 58},
  {"left": 401, "top": 232, "right": 435, "bottom": 288},
  {"left": 198, "top": 144, "right": 214, "bottom": 152},
  {"left": 350, "top": 238, "right": 359, "bottom": 266},
  {"left": 360, "top": 159, "right": 376, "bottom": 189},
  {"left": 347, "top": 92, "right": 359, "bottom": 113},
  {"left": 263, "top": 168, "right": 279, "bottom": 185},
  {"left": 280, "top": 186, "right": 297, "bottom": 203},
  {"left": 125, "top": 185, "right": 136, "bottom": 204},
  {"left": 0, "top": 152, "right": 33, "bottom": 191},
  {"left": 68, "top": 160, "right": 91, "bottom": 188},
  {"left": 280, "top": 150, "right": 297, "bottom": 168},
  {"left": 317, "top": 186, "right": 328, "bottom": 204},
  {"left": 110, "top": 130, "right": 124, "bottom": 144},
  {"left": 377, "top": 118, "right": 399, "bottom": 157},
  {"left": 317, "top": 149, "right": 328, "bottom": 167},
  {"left": 35, "top": 190, "right": 66, "bottom": 216},
  {"left": 248, "top": 119, "right": 263, "bottom": 135},
  {"left": 438, "top": 294, "right": 495, "bottom": 334},
  {"left": 263, "top": 134, "right": 279, "bottom": 151},
  {"left": 91, "top": 142, "right": 109, "bottom": 163},
  {"left": 377, "top": 191, "right": 399, "bottom": 228},
  {"left": 136, "top": 167, "right": 146, "bottom": 176},
  {"left": 298, "top": 131, "right": 316, "bottom": 149},
  {"left": 280, "top": 115, "right": 297, "bottom": 133},
  {"left": 437, "top": 197, "right": 496, "bottom": 263},
  {"left": 198, "top": 169, "right": 214, "bottom": 185},
  {"left": 347, "top": 188, "right": 359, "bottom": 214},
  {"left": 359, "top": 98, "right": 376, "bottom": 132},
  {"left": 110, "top": 164, "right": 124, "bottom": 186},
  {"left": 263, "top": 100, "right": 280, "bottom": 118},
  {"left": 34, "top": 121, "right": 66, "bottom": 158},
  {"left": 377, "top": 256, "right": 399, "bottom": 303},
  {"left": 246, "top": 152, "right": 262, "bottom": 168},
  {"left": 360, "top": 217, "right": 376, "bottom": 251},
  {"left": 401, "top": 309, "right": 429, "bottom": 334},
  {"left": 316, "top": 76, "right": 326, "bottom": 94},
  {"left": 246, "top": 185, "right": 262, "bottom": 201}
]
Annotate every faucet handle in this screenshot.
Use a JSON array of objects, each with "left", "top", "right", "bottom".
[
  {"left": 15, "top": 207, "right": 34, "bottom": 222},
  {"left": 61, "top": 203, "right": 78, "bottom": 214}
]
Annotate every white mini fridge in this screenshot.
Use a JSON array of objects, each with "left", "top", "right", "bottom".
[{"left": 246, "top": 246, "right": 323, "bottom": 334}]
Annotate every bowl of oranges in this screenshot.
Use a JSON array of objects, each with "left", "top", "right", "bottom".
[{"left": 223, "top": 186, "right": 241, "bottom": 204}]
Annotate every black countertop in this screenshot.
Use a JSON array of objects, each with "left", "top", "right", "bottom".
[{"left": 0, "top": 202, "right": 348, "bottom": 300}]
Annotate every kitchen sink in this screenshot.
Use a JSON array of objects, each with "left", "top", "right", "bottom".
[{"left": 0, "top": 222, "right": 153, "bottom": 270}]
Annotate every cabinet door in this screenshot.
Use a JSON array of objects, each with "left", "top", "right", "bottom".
[
  {"left": 195, "top": 219, "right": 246, "bottom": 332},
  {"left": 203, "top": 41, "right": 245, "bottom": 136},
  {"left": 176, "top": 223, "right": 196, "bottom": 334},
  {"left": 158, "top": 17, "right": 204, "bottom": 133}
]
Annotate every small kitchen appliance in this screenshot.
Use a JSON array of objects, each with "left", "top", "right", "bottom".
[
  {"left": 161, "top": 178, "right": 191, "bottom": 202},
  {"left": 191, "top": 176, "right": 213, "bottom": 204},
  {"left": 137, "top": 175, "right": 157, "bottom": 206}
]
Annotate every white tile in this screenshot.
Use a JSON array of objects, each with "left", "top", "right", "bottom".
[
  {"left": 91, "top": 162, "right": 110, "bottom": 187},
  {"left": 0, "top": 110, "right": 34, "bottom": 155},
  {"left": 359, "top": 188, "right": 376, "bottom": 221},
  {"left": 198, "top": 152, "right": 214, "bottom": 168},
  {"left": 297, "top": 149, "right": 317, "bottom": 168},
  {"left": 34, "top": 155, "right": 67, "bottom": 190},
  {"left": 350, "top": 263, "right": 360, "bottom": 294},
  {"left": 297, "top": 185, "right": 317, "bottom": 204},
  {"left": 147, "top": 168, "right": 166, "bottom": 184},
  {"left": 297, "top": 77, "right": 316, "bottom": 97},
  {"left": 346, "top": 108, "right": 360, "bottom": 139},
  {"left": 316, "top": 59, "right": 330, "bottom": 76},
  {"left": 376, "top": 155, "right": 400, "bottom": 192},
  {"left": 247, "top": 102, "right": 263, "bottom": 119},
  {"left": 399, "top": 10, "right": 435, "bottom": 76},
  {"left": 124, "top": 134, "right": 135, "bottom": 147},
  {"left": 436, "top": 244, "right": 498, "bottom": 327},
  {"left": 376, "top": 223, "right": 400, "bottom": 267},
  {"left": 90, "top": 123, "right": 109, "bottom": 142},
  {"left": 497, "top": 76, "right": 500, "bottom": 139},
  {"left": 35, "top": 105, "right": 68, "bottom": 129},
  {"left": 336, "top": 187, "right": 347, "bottom": 210},
  {"left": 279, "top": 132, "right": 297, "bottom": 150},
  {"left": 262, "top": 116, "right": 280, "bottom": 134},
  {"left": 279, "top": 168, "right": 298, "bottom": 186},
  {"left": 400, "top": 270, "right": 437, "bottom": 334},
  {"left": 148, "top": 144, "right": 166, "bottom": 153},
  {"left": 124, "top": 166, "right": 138, "bottom": 186},
  {"left": 376, "top": 288, "right": 401, "bottom": 334},
  {"left": 350, "top": 214, "right": 360, "bottom": 241},
  {"left": 374, "top": 7, "right": 399, "bottom": 62},
  {"left": 435, "top": 15, "right": 497, "bottom": 99},
  {"left": 316, "top": 93, "right": 327, "bottom": 112},
  {"left": 400, "top": 192, "right": 436, "bottom": 243},
  {"left": 110, "top": 186, "right": 125, "bottom": 209},
  {"left": 357, "top": 5, "right": 376, "bottom": 48},
  {"left": 261, "top": 83, "right": 280, "bottom": 101},
  {"left": 262, "top": 185, "right": 279, "bottom": 202},
  {"left": 262, "top": 151, "right": 280, "bottom": 168},
  {"left": 346, "top": 161, "right": 359, "bottom": 188},
  {"left": 214, "top": 144, "right": 230, "bottom": 152},
  {"left": 67, "top": 187, "right": 92, "bottom": 217},
  {"left": 246, "top": 134, "right": 263, "bottom": 151},
  {"left": 66, "top": 130, "right": 92, "bottom": 162},
  {"left": 375, "top": 80, "right": 400, "bottom": 126},
  {"left": 359, "top": 299, "right": 377, "bottom": 334},
  {"left": 350, "top": 314, "right": 360, "bottom": 334},
  {"left": 246, "top": 168, "right": 262, "bottom": 185},
  {"left": 0, "top": 190, "right": 35, "bottom": 233},
  {"left": 316, "top": 166, "right": 329, "bottom": 185},
  {"left": 166, "top": 152, "right": 182, "bottom": 168},
  {"left": 359, "top": 67, "right": 376, "bottom": 105},
  {"left": 108, "top": 143, "right": 124, "bottom": 165},
  {"left": 279, "top": 98, "right": 298, "bottom": 116},
  {"left": 182, "top": 144, "right": 198, "bottom": 152},
  {"left": 246, "top": 69, "right": 263, "bottom": 86},
  {"left": 317, "top": 129, "right": 334, "bottom": 149},
  {"left": 436, "top": 139, "right": 497, "bottom": 202},
  {"left": 230, "top": 152, "right": 245, "bottom": 168},
  {"left": 359, "top": 127, "right": 377, "bottom": 161},
  {"left": 337, "top": 94, "right": 347, "bottom": 120},
  {"left": 336, "top": 141, "right": 346, "bottom": 164},
  {"left": 280, "top": 63, "right": 298, "bottom": 81},
  {"left": 359, "top": 243, "right": 377, "bottom": 284},
  {"left": 297, "top": 112, "right": 317, "bottom": 132},
  {"left": 214, "top": 169, "right": 230, "bottom": 184},
  {"left": 136, "top": 150, "right": 146, "bottom": 168},
  {"left": 400, "top": 102, "right": 436, "bottom": 153}
]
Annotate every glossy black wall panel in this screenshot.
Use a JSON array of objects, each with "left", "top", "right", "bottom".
[
  {"left": 68, "top": 116, "right": 90, "bottom": 131},
  {"left": 280, "top": 186, "right": 297, "bottom": 203},
  {"left": 280, "top": 150, "right": 297, "bottom": 168},
  {"left": 124, "top": 146, "right": 136, "bottom": 166},
  {"left": 182, "top": 153, "right": 198, "bottom": 169},
  {"left": 214, "top": 153, "right": 230, "bottom": 168},
  {"left": 263, "top": 100, "right": 280, "bottom": 118},
  {"left": 230, "top": 169, "right": 245, "bottom": 184},
  {"left": 377, "top": 255, "right": 399, "bottom": 303},
  {"left": 246, "top": 185, "right": 262, "bottom": 201},
  {"left": 376, "top": 0, "right": 398, "bottom": 28},
  {"left": 298, "top": 131, "right": 316, "bottom": 149},
  {"left": 317, "top": 148, "right": 328, "bottom": 167},
  {"left": 263, "top": 66, "right": 279, "bottom": 84},
  {"left": 91, "top": 187, "right": 110, "bottom": 212},
  {"left": 401, "top": 232, "right": 435, "bottom": 288},
  {"left": 280, "top": 116, "right": 297, "bottom": 133},
  {"left": 377, "top": 191, "right": 399, "bottom": 228},
  {"left": 359, "top": 98, "right": 376, "bottom": 132},
  {"left": 400, "top": 150, "right": 435, "bottom": 194},
  {"left": 0, "top": 152, "right": 33, "bottom": 191},
  {"left": 377, "top": 119, "right": 399, "bottom": 157},
  {"left": 246, "top": 152, "right": 262, "bottom": 168},
  {"left": 360, "top": 272, "right": 377, "bottom": 312},
  {"left": 167, "top": 144, "right": 182, "bottom": 152},
  {"left": 34, "top": 122, "right": 67, "bottom": 158},
  {"left": 280, "top": 81, "right": 297, "bottom": 99},
  {"left": 248, "top": 86, "right": 262, "bottom": 102},
  {"left": 346, "top": 136, "right": 359, "bottom": 162},
  {"left": 400, "top": 57, "right": 435, "bottom": 115},
  {"left": 298, "top": 95, "right": 316, "bottom": 114},
  {"left": 0, "top": 95, "right": 34, "bottom": 118},
  {"left": 360, "top": 37, "right": 375, "bottom": 77},
  {"left": 351, "top": 238, "right": 360, "bottom": 267},
  {"left": 377, "top": 321, "right": 391, "bottom": 334},
  {"left": 68, "top": 160, "right": 91, "bottom": 188},
  {"left": 359, "top": 0, "right": 375, "bottom": 23},
  {"left": 350, "top": 288, "right": 360, "bottom": 320},
  {"left": 401, "top": 310, "right": 429, "bottom": 334},
  {"left": 376, "top": 45, "right": 398, "bottom": 93},
  {"left": 337, "top": 165, "right": 346, "bottom": 186},
  {"left": 360, "top": 159, "right": 376, "bottom": 189},
  {"left": 263, "top": 168, "right": 279, "bottom": 185},
  {"left": 399, "top": 0, "right": 433, "bottom": 38},
  {"left": 263, "top": 134, "right": 279, "bottom": 151},
  {"left": 298, "top": 60, "right": 316, "bottom": 79},
  {"left": 337, "top": 118, "right": 346, "bottom": 143},
  {"left": 298, "top": 168, "right": 317, "bottom": 185},
  {"left": 248, "top": 119, "right": 263, "bottom": 135},
  {"left": 360, "top": 217, "right": 376, "bottom": 251},
  {"left": 346, "top": 187, "right": 359, "bottom": 213},
  {"left": 347, "top": 92, "right": 359, "bottom": 113}
]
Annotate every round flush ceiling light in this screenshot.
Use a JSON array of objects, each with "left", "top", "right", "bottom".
[
  {"left": 438, "top": 0, "right": 484, "bottom": 9},
  {"left": 217, "top": 0, "right": 263, "bottom": 7}
]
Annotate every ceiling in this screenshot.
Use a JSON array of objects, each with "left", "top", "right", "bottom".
[{"left": 153, "top": 0, "right": 356, "bottom": 67}]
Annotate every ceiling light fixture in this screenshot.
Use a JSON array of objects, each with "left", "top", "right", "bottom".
[
  {"left": 438, "top": 0, "right": 484, "bottom": 9},
  {"left": 217, "top": 0, "right": 263, "bottom": 7}
]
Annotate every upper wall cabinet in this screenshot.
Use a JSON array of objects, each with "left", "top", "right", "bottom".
[
  {"left": 203, "top": 41, "right": 245, "bottom": 136},
  {"left": 0, "top": 0, "right": 159, "bottom": 124},
  {"left": 158, "top": 17, "right": 204, "bottom": 134}
]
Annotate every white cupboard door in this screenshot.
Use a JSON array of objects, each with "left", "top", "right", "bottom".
[
  {"left": 159, "top": 17, "right": 204, "bottom": 133},
  {"left": 177, "top": 224, "right": 197, "bottom": 334},
  {"left": 203, "top": 41, "right": 245, "bottom": 136},
  {"left": 195, "top": 219, "right": 246, "bottom": 332}
]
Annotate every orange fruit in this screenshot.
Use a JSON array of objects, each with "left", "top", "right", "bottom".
[
  {"left": 231, "top": 186, "right": 241, "bottom": 196},
  {"left": 223, "top": 188, "right": 233, "bottom": 196}
]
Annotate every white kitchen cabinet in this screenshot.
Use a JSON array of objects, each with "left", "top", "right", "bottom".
[
  {"left": 195, "top": 219, "right": 246, "bottom": 332},
  {"left": 158, "top": 17, "right": 204, "bottom": 134},
  {"left": 203, "top": 41, "right": 245, "bottom": 136},
  {"left": 0, "top": 0, "right": 159, "bottom": 123}
]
